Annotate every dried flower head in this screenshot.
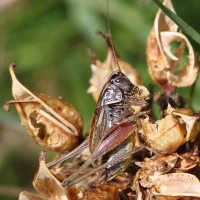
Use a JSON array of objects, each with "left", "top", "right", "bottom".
[
  {"left": 146, "top": 0, "right": 199, "bottom": 93},
  {"left": 4, "top": 64, "right": 83, "bottom": 152}
]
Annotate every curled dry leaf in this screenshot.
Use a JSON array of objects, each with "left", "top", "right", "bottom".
[
  {"left": 87, "top": 31, "right": 145, "bottom": 112},
  {"left": 138, "top": 104, "right": 200, "bottom": 153},
  {"left": 146, "top": 0, "right": 199, "bottom": 92},
  {"left": 82, "top": 184, "right": 120, "bottom": 200},
  {"left": 4, "top": 64, "right": 83, "bottom": 152}
]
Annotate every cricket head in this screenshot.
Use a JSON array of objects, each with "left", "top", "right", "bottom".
[{"left": 108, "top": 70, "right": 137, "bottom": 95}]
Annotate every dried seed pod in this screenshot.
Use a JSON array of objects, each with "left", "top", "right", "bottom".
[
  {"left": 146, "top": 0, "right": 199, "bottom": 93},
  {"left": 138, "top": 104, "right": 200, "bottom": 153},
  {"left": 4, "top": 64, "right": 83, "bottom": 152},
  {"left": 19, "top": 151, "right": 73, "bottom": 200}
]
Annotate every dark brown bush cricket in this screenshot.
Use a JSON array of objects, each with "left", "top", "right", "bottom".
[
  {"left": 47, "top": 0, "right": 153, "bottom": 187},
  {"left": 47, "top": 68, "right": 152, "bottom": 187}
]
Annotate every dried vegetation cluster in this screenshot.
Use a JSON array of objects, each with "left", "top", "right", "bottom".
[{"left": 3, "top": 0, "right": 200, "bottom": 199}]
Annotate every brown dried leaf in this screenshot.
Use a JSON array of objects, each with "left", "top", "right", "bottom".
[
  {"left": 4, "top": 64, "right": 83, "bottom": 152},
  {"left": 82, "top": 184, "right": 120, "bottom": 200},
  {"left": 146, "top": 0, "right": 199, "bottom": 91}
]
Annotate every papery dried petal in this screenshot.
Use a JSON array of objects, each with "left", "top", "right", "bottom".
[
  {"left": 171, "top": 108, "right": 200, "bottom": 142},
  {"left": 151, "top": 173, "right": 200, "bottom": 197},
  {"left": 33, "top": 151, "right": 71, "bottom": 200},
  {"left": 146, "top": 0, "right": 199, "bottom": 92},
  {"left": 147, "top": 27, "right": 170, "bottom": 90},
  {"left": 138, "top": 105, "right": 200, "bottom": 153},
  {"left": 50, "top": 168, "right": 82, "bottom": 200},
  {"left": 82, "top": 184, "right": 120, "bottom": 200},
  {"left": 4, "top": 64, "right": 83, "bottom": 152},
  {"left": 138, "top": 115, "right": 184, "bottom": 153},
  {"left": 162, "top": 32, "right": 199, "bottom": 88}
]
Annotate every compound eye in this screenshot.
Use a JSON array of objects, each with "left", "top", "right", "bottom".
[
  {"left": 111, "top": 73, "right": 119, "bottom": 79},
  {"left": 108, "top": 71, "right": 120, "bottom": 81}
]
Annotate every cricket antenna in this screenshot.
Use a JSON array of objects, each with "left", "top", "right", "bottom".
[{"left": 107, "top": 0, "right": 121, "bottom": 72}]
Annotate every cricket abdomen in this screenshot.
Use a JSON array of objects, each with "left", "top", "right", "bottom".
[{"left": 95, "top": 132, "right": 135, "bottom": 185}]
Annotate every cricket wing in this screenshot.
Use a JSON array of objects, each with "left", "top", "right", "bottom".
[{"left": 62, "top": 121, "right": 137, "bottom": 187}]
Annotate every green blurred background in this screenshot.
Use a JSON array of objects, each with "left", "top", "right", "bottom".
[{"left": 0, "top": 0, "right": 200, "bottom": 199}]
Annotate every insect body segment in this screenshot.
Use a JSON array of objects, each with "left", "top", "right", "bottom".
[{"left": 94, "top": 129, "right": 135, "bottom": 186}]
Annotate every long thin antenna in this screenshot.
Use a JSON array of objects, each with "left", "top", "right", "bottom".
[{"left": 107, "top": 0, "right": 121, "bottom": 71}]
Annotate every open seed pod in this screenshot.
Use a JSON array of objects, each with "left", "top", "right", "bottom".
[
  {"left": 146, "top": 0, "right": 199, "bottom": 93},
  {"left": 4, "top": 64, "right": 83, "bottom": 152},
  {"left": 138, "top": 104, "right": 200, "bottom": 153},
  {"left": 19, "top": 151, "right": 80, "bottom": 200}
]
